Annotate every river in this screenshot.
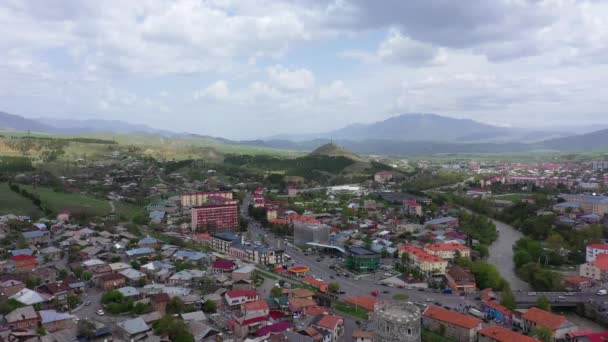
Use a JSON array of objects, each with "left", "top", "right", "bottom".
[{"left": 487, "top": 218, "right": 531, "bottom": 291}]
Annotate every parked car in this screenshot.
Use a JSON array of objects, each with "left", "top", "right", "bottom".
[
  {"left": 96, "top": 310, "right": 105, "bottom": 316},
  {"left": 597, "top": 289, "right": 608, "bottom": 296},
  {"left": 84, "top": 300, "right": 91, "bottom": 306}
]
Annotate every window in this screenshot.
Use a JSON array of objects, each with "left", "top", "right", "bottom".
[{"left": 408, "top": 328, "right": 412, "bottom": 335}]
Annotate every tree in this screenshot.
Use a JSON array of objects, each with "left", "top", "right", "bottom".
[
  {"left": 77, "top": 320, "right": 96, "bottom": 339},
  {"left": 380, "top": 249, "right": 389, "bottom": 258},
  {"left": 535, "top": 296, "right": 552, "bottom": 312},
  {"left": 270, "top": 287, "right": 283, "bottom": 298},
  {"left": 82, "top": 271, "right": 93, "bottom": 281},
  {"left": 328, "top": 282, "right": 340, "bottom": 293},
  {"left": 67, "top": 295, "right": 80, "bottom": 309},
  {"left": 153, "top": 315, "right": 194, "bottom": 342},
  {"left": 471, "top": 262, "right": 505, "bottom": 290},
  {"left": 202, "top": 300, "right": 217, "bottom": 313},
  {"left": 530, "top": 326, "right": 553, "bottom": 342},
  {"left": 166, "top": 297, "right": 185, "bottom": 315},
  {"left": 36, "top": 326, "right": 47, "bottom": 336},
  {"left": 500, "top": 285, "right": 516, "bottom": 310}
]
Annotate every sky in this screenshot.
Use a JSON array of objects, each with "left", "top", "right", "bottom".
[{"left": 1, "top": 0, "right": 608, "bottom": 139}]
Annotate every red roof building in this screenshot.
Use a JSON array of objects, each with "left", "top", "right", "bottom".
[
  {"left": 478, "top": 326, "right": 538, "bottom": 342},
  {"left": 521, "top": 307, "right": 576, "bottom": 337},
  {"left": 423, "top": 306, "right": 482, "bottom": 342},
  {"left": 9, "top": 254, "right": 37, "bottom": 272}
]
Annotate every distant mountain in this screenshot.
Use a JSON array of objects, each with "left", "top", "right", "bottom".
[
  {"left": 0, "top": 111, "right": 58, "bottom": 133},
  {"left": 539, "top": 129, "right": 608, "bottom": 151},
  {"left": 36, "top": 117, "right": 177, "bottom": 136},
  {"left": 272, "top": 113, "right": 569, "bottom": 143}
]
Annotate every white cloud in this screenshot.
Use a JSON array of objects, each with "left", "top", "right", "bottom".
[
  {"left": 194, "top": 80, "right": 230, "bottom": 100},
  {"left": 377, "top": 30, "right": 446, "bottom": 66},
  {"left": 267, "top": 64, "right": 315, "bottom": 91},
  {"left": 318, "top": 81, "right": 353, "bottom": 102}
]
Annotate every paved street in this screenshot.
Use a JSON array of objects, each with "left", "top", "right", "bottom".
[{"left": 487, "top": 218, "right": 530, "bottom": 291}]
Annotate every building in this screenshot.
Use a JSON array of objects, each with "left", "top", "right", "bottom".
[
  {"left": 97, "top": 273, "right": 126, "bottom": 290},
  {"left": 424, "top": 243, "right": 471, "bottom": 260},
  {"left": 9, "top": 254, "right": 37, "bottom": 272},
  {"left": 586, "top": 243, "right": 608, "bottom": 262},
  {"left": 482, "top": 300, "right": 512, "bottom": 326},
  {"left": 224, "top": 290, "right": 259, "bottom": 307},
  {"left": 230, "top": 243, "right": 284, "bottom": 265},
  {"left": 478, "top": 326, "right": 537, "bottom": 342},
  {"left": 311, "top": 314, "right": 344, "bottom": 342},
  {"left": 181, "top": 191, "right": 234, "bottom": 207},
  {"left": 6, "top": 306, "right": 40, "bottom": 330},
  {"left": 0, "top": 279, "right": 25, "bottom": 298},
  {"left": 592, "top": 161, "right": 608, "bottom": 171},
  {"left": 292, "top": 216, "right": 330, "bottom": 246},
  {"left": 39, "top": 310, "right": 77, "bottom": 332},
  {"left": 303, "top": 276, "right": 329, "bottom": 293},
  {"left": 287, "top": 186, "right": 298, "bottom": 197},
  {"left": 374, "top": 171, "right": 394, "bottom": 183},
  {"left": 371, "top": 301, "right": 421, "bottom": 342},
  {"left": 352, "top": 330, "right": 374, "bottom": 342},
  {"left": 579, "top": 253, "right": 608, "bottom": 281},
  {"left": 558, "top": 194, "right": 608, "bottom": 216},
  {"left": 400, "top": 246, "right": 448, "bottom": 275},
  {"left": 521, "top": 307, "right": 578, "bottom": 340},
  {"left": 192, "top": 204, "right": 239, "bottom": 233},
  {"left": 422, "top": 305, "right": 482, "bottom": 342},
  {"left": 211, "top": 260, "right": 237, "bottom": 274},
  {"left": 446, "top": 266, "right": 476, "bottom": 293},
  {"left": 344, "top": 247, "right": 381, "bottom": 273},
  {"left": 211, "top": 232, "right": 241, "bottom": 253},
  {"left": 117, "top": 317, "right": 151, "bottom": 341},
  {"left": 22, "top": 230, "right": 50, "bottom": 245},
  {"left": 404, "top": 199, "right": 423, "bottom": 217},
  {"left": 424, "top": 216, "right": 459, "bottom": 229}
]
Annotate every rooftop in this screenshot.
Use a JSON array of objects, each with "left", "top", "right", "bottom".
[
  {"left": 478, "top": 326, "right": 538, "bottom": 342},
  {"left": 423, "top": 305, "right": 482, "bottom": 329},
  {"left": 522, "top": 307, "right": 570, "bottom": 331}
]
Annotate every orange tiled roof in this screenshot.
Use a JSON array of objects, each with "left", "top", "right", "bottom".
[
  {"left": 522, "top": 307, "right": 567, "bottom": 331},
  {"left": 426, "top": 242, "right": 470, "bottom": 252},
  {"left": 303, "top": 276, "right": 327, "bottom": 288},
  {"left": 423, "top": 305, "right": 482, "bottom": 329},
  {"left": 316, "top": 314, "right": 343, "bottom": 330},
  {"left": 343, "top": 297, "right": 378, "bottom": 311},
  {"left": 400, "top": 245, "right": 444, "bottom": 263},
  {"left": 243, "top": 299, "right": 269, "bottom": 311},
  {"left": 478, "top": 326, "right": 538, "bottom": 342},
  {"left": 289, "top": 297, "right": 317, "bottom": 309},
  {"left": 592, "top": 254, "right": 608, "bottom": 271}
]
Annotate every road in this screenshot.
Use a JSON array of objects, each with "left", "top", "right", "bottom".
[{"left": 487, "top": 218, "right": 530, "bottom": 291}]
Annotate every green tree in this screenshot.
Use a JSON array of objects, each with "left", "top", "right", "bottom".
[
  {"left": 153, "top": 315, "right": 194, "bottom": 342},
  {"left": 166, "top": 297, "right": 185, "bottom": 315},
  {"left": 500, "top": 285, "right": 516, "bottom": 310},
  {"left": 270, "top": 287, "right": 283, "bottom": 298},
  {"left": 67, "top": 295, "right": 80, "bottom": 309},
  {"left": 328, "top": 282, "right": 340, "bottom": 293},
  {"left": 471, "top": 262, "right": 505, "bottom": 290},
  {"left": 202, "top": 300, "right": 217, "bottom": 313},
  {"left": 77, "top": 320, "right": 96, "bottom": 339},
  {"left": 535, "top": 296, "right": 552, "bottom": 312},
  {"left": 530, "top": 326, "right": 553, "bottom": 342},
  {"left": 82, "top": 271, "right": 93, "bottom": 281},
  {"left": 36, "top": 326, "right": 47, "bottom": 336}
]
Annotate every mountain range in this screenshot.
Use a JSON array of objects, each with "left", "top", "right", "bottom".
[{"left": 2, "top": 110, "right": 608, "bottom": 156}]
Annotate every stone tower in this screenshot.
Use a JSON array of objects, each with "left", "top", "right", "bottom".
[{"left": 371, "top": 301, "right": 421, "bottom": 342}]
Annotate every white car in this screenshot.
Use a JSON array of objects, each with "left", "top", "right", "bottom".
[
  {"left": 597, "top": 289, "right": 607, "bottom": 296},
  {"left": 96, "top": 309, "right": 105, "bottom": 316}
]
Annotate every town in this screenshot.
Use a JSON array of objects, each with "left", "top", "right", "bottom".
[{"left": 2, "top": 144, "right": 608, "bottom": 342}]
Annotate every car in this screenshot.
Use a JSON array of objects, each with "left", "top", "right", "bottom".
[
  {"left": 96, "top": 310, "right": 105, "bottom": 316},
  {"left": 335, "top": 273, "right": 341, "bottom": 277},
  {"left": 426, "top": 298, "right": 433, "bottom": 302},
  {"left": 84, "top": 300, "right": 91, "bottom": 306},
  {"left": 398, "top": 285, "right": 404, "bottom": 289},
  {"left": 330, "top": 275, "right": 335, "bottom": 279},
  {"left": 434, "top": 302, "right": 441, "bottom": 306},
  {"left": 558, "top": 295, "right": 566, "bottom": 299},
  {"left": 598, "top": 289, "right": 608, "bottom": 296},
  {"left": 316, "top": 258, "right": 322, "bottom": 262},
  {"left": 338, "top": 290, "right": 346, "bottom": 294},
  {"left": 382, "top": 290, "right": 390, "bottom": 294},
  {"left": 418, "top": 288, "right": 425, "bottom": 292},
  {"left": 564, "top": 292, "right": 575, "bottom": 296},
  {"left": 527, "top": 292, "right": 537, "bottom": 296}
]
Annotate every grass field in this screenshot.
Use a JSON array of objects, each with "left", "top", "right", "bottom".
[
  {"left": 493, "top": 193, "right": 528, "bottom": 202},
  {"left": 20, "top": 185, "right": 112, "bottom": 216},
  {"left": 334, "top": 302, "right": 369, "bottom": 320},
  {"left": 0, "top": 183, "right": 43, "bottom": 218}
]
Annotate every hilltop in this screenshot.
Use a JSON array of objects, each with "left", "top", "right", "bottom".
[{"left": 310, "top": 143, "right": 364, "bottom": 161}]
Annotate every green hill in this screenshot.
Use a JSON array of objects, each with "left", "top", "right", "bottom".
[{"left": 310, "top": 143, "right": 364, "bottom": 161}]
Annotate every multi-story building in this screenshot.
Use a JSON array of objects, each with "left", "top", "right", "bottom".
[
  {"left": 291, "top": 215, "right": 330, "bottom": 246},
  {"left": 579, "top": 253, "right": 608, "bottom": 281},
  {"left": 181, "top": 191, "right": 234, "bottom": 207},
  {"left": 400, "top": 246, "right": 448, "bottom": 275},
  {"left": 344, "top": 247, "right": 381, "bottom": 273},
  {"left": 422, "top": 305, "right": 482, "bottom": 342},
  {"left": 558, "top": 194, "right": 608, "bottom": 216},
  {"left": 191, "top": 204, "right": 238, "bottom": 233},
  {"left": 446, "top": 266, "right": 476, "bottom": 293},
  {"left": 586, "top": 243, "right": 608, "bottom": 262},
  {"left": 424, "top": 243, "right": 471, "bottom": 260},
  {"left": 374, "top": 171, "right": 394, "bottom": 183},
  {"left": 211, "top": 232, "right": 241, "bottom": 254},
  {"left": 592, "top": 161, "right": 608, "bottom": 171},
  {"left": 404, "top": 199, "right": 423, "bottom": 216},
  {"left": 229, "top": 243, "right": 284, "bottom": 265}
]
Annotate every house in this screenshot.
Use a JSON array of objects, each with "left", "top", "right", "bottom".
[
  {"left": 10, "top": 288, "right": 53, "bottom": 306},
  {"left": 303, "top": 276, "right": 329, "bottom": 293},
  {"left": 290, "top": 288, "right": 316, "bottom": 300},
  {"left": 225, "top": 290, "right": 259, "bottom": 307},
  {"left": 446, "top": 266, "right": 476, "bottom": 293},
  {"left": 521, "top": 307, "right": 578, "bottom": 340},
  {"left": 109, "top": 262, "right": 132, "bottom": 273},
  {"left": 117, "top": 286, "right": 141, "bottom": 300},
  {"left": 424, "top": 216, "right": 459, "bottom": 229},
  {"left": 39, "top": 309, "right": 76, "bottom": 332},
  {"left": 140, "top": 261, "right": 175, "bottom": 281},
  {"left": 117, "top": 317, "right": 151, "bottom": 341},
  {"left": 22, "top": 230, "right": 50, "bottom": 245},
  {"left": 404, "top": 199, "right": 423, "bottom": 216},
  {"left": 478, "top": 326, "right": 538, "bottom": 342},
  {"left": 38, "top": 246, "right": 62, "bottom": 261},
  {"left": 424, "top": 243, "right": 471, "bottom": 260},
  {"left": 579, "top": 253, "right": 608, "bottom": 281},
  {"left": 586, "top": 243, "right": 608, "bottom": 262},
  {"left": 138, "top": 236, "right": 161, "bottom": 249},
  {"left": 125, "top": 247, "right": 155, "bottom": 259},
  {"left": 38, "top": 281, "right": 72, "bottom": 306},
  {"left": 482, "top": 301, "right": 512, "bottom": 326},
  {"left": 119, "top": 268, "right": 147, "bottom": 285},
  {"left": 230, "top": 243, "right": 285, "bottom": 265},
  {"left": 79, "top": 246, "right": 103, "bottom": 259},
  {"left": 57, "top": 210, "right": 71, "bottom": 222},
  {"left": 352, "top": 330, "right": 373, "bottom": 342},
  {"left": 233, "top": 299, "right": 269, "bottom": 339},
  {"left": 0, "top": 279, "right": 26, "bottom": 298},
  {"left": 232, "top": 264, "right": 256, "bottom": 282},
  {"left": 172, "top": 250, "right": 212, "bottom": 265},
  {"left": 97, "top": 273, "right": 126, "bottom": 290},
  {"left": 422, "top": 305, "right": 482, "bottom": 342},
  {"left": 151, "top": 292, "right": 170, "bottom": 313},
  {"left": 311, "top": 314, "right": 344, "bottom": 342},
  {"left": 9, "top": 254, "right": 37, "bottom": 272},
  {"left": 211, "top": 232, "right": 241, "bottom": 253},
  {"left": 6, "top": 306, "right": 40, "bottom": 330},
  {"left": 211, "top": 259, "right": 237, "bottom": 274},
  {"left": 374, "top": 171, "right": 393, "bottom": 183}
]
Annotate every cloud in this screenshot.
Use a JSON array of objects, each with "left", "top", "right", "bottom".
[
  {"left": 377, "top": 30, "right": 446, "bottom": 66},
  {"left": 194, "top": 80, "right": 230, "bottom": 100},
  {"left": 267, "top": 65, "right": 315, "bottom": 91},
  {"left": 318, "top": 81, "right": 353, "bottom": 102}
]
